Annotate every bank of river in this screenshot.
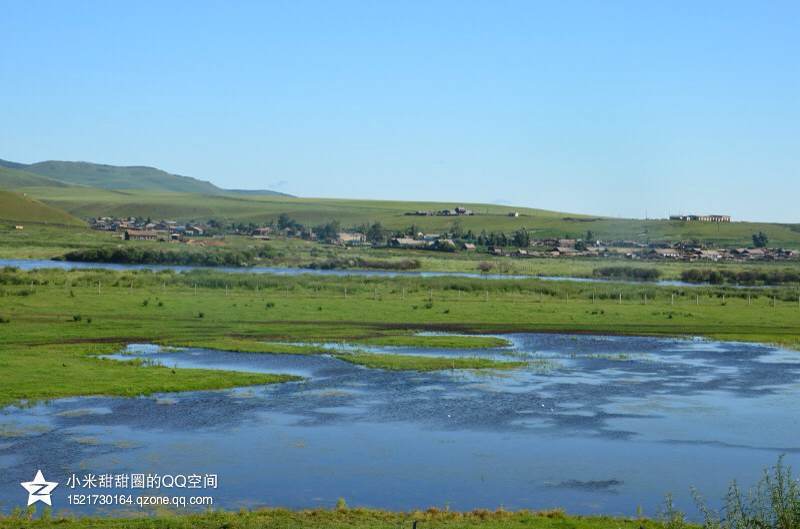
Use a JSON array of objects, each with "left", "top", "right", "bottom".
[
  {"left": 0, "top": 258, "right": 710, "bottom": 287},
  {"left": 1, "top": 333, "right": 798, "bottom": 517}
]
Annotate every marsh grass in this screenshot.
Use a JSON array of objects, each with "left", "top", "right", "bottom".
[
  {"left": 334, "top": 352, "right": 526, "bottom": 371},
  {"left": 661, "top": 457, "right": 800, "bottom": 529},
  {"left": 3, "top": 267, "right": 800, "bottom": 405}
]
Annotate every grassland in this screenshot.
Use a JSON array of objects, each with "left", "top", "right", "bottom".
[
  {"left": 11, "top": 184, "right": 800, "bottom": 246},
  {"left": 0, "top": 166, "right": 71, "bottom": 189},
  {"left": 0, "top": 190, "right": 84, "bottom": 227},
  {"left": 2, "top": 267, "right": 800, "bottom": 407},
  {"left": 0, "top": 341, "right": 298, "bottom": 407},
  {"left": 0, "top": 507, "right": 669, "bottom": 529}
]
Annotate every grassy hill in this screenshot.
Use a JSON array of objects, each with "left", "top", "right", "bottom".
[
  {"left": 0, "top": 165, "right": 71, "bottom": 188},
  {"left": 2, "top": 158, "right": 797, "bottom": 247},
  {"left": 0, "top": 158, "right": 290, "bottom": 196},
  {"left": 0, "top": 189, "right": 85, "bottom": 226},
  {"left": 14, "top": 184, "right": 800, "bottom": 246}
]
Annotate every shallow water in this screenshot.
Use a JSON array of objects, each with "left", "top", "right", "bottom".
[
  {"left": 0, "top": 258, "right": 705, "bottom": 287},
  {"left": 2, "top": 333, "right": 799, "bottom": 517}
]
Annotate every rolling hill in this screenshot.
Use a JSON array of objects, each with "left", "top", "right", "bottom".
[
  {"left": 14, "top": 185, "right": 800, "bottom": 247},
  {"left": 2, "top": 157, "right": 799, "bottom": 247},
  {"left": 0, "top": 158, "right": 291, "bottom": 196},
  {"left": 0, "top": 165, "right": 71, "bottom": 188},
  {"left": 0, "top": 189, "right": 85, "bottom": 226}
]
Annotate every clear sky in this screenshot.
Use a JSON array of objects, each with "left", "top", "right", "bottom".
[{"left": 1, "top": 1, "right": 798, "bottom": 221}]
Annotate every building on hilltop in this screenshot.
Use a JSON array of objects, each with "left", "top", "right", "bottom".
[{"left": 669, "top": 214, "right": 731, "bottom": 222}]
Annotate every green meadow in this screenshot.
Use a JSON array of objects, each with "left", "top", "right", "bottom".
[
  {"left": 2, "top": 266, "right": 800, "bottom": 407},
  {"left": 0, "top": 507, "right": 671, "bottom": 529},
  {"left": 0, "top": 190, "right": 83, "bottom": 227}
]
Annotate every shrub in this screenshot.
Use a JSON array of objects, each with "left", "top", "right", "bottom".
[
  {"left": 477, "top": 262, "right": 495, "bottom": 273},
  {"left": 661, "top": 457, "right": 800, "bottom": 529},
  {"left": 594, "top": 266, "right": 661, "bottom": 281},
  {"left": 681, "top": 268, "right": 800, "bottom": 286}
]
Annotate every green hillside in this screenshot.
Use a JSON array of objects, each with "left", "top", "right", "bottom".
[
  {"left": 0, "top": 159, "right": 290, "bottom": 196},
  {"left": 0, "top": 189, "right": 85, "bottom": 226},
  {"left": 0, "top": 165, "right": 71, "bottom": 188},
  {"left": 15, "top": 184, "right": 800, "bottom": 247}
]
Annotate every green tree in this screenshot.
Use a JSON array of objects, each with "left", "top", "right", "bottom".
[
  {"left": 277, "top": 213, "right": 299, "bottom": 230},
  {"left": 512, "top": 229, "right": 530, "bottom": 248},
  {"left": 316, "top": 220, "right": 340, "bottom": 241},
  {"left": 367, "top": 222, "right": 386, "bottom": 244},
  {"left": 752, "top": 231, "right": 769, "bottom": 248},
  {"left": 449, "top": 220, "right": 464, "bottom": 239}
]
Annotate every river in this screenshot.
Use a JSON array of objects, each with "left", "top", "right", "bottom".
[
  {"left": 1, "top": 333, "right": 798, "bottom": 517},
  {"left": 0, "top": 258, "right": 705, "bottom": 287}
]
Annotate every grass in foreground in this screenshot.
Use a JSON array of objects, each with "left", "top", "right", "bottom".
[{"left": 0, "top": 507, "right": 666, "bottom": 529}]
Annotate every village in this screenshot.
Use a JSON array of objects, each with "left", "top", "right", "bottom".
[{"left": 88, "top": 209, "right": 798, "bottom": 264}]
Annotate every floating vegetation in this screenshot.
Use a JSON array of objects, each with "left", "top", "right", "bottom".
[
  {"left": 56, "top": 407, "right": 112, "bottom": 418},
  {"left": 72, "top": 436, "right": 101, "bottom": 446},
  {"left": 0, "top": 423, "right": 51, "bottom": 438}
]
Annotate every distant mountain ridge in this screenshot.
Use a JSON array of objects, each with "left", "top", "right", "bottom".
[{"left": 0, "top": 158, "right": 292, "bottom": 197}]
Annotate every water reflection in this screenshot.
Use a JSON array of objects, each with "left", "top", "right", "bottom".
[{"left": 1, "top": 333, "right": 798, "bottom": 517}]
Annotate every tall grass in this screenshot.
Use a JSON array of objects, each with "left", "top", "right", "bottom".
[{"left": 662, "top": 458, "right": 800, "bottom": 529}]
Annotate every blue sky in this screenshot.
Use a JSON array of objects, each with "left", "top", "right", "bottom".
[{"left": 1, "top": 1, "right": 798, "bottom": 221}]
